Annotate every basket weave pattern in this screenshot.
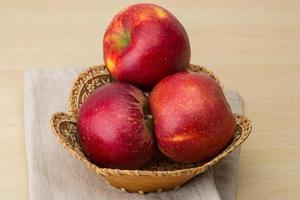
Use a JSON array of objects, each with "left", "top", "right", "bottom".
[{"left": 50, "top": 64, "right": 252, "bottom": 193}]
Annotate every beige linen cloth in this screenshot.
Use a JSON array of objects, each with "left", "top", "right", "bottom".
[{"left": 24, "top": 67, "right": 244, "bottom": 200}]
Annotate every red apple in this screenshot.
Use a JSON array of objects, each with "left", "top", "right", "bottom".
[
  {"left": 149, "top": 72, "right": 236, "bottom": 163},
  {"left": 103, "top": 3, "right": 190, "bottom": 89},
  {"left": 77, "top": 83, "right": 155, "bottom": 169}
]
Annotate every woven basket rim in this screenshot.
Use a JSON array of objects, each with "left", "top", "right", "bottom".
[{"left": 50, "top": 63, "right": 252, "bottom": 177}]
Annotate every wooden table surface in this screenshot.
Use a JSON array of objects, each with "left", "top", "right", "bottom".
[{"left": 1, "top": 0, "right": 300, "bottom": 199}]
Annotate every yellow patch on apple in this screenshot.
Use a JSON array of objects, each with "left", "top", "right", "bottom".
[
  {"left": 154, "top": 7, "right": 167, "bottom": 19},
  {"left": 106, "top": 57, "right": 116, "bottom": 72},
  {"left": 168, "top": 133, "right": 194, "bottom": 142}
]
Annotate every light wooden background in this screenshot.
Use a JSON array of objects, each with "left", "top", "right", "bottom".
[{"left": 1, "top": 0, "right": 300, "bottom": 199}]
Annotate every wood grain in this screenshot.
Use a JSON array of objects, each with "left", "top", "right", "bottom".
[{"left": 0, "top": 0, "right": 300, "bottom": 199}]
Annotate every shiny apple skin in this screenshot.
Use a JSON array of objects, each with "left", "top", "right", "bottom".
[
  {"left": 149, "top": 72, "right": 236, "bottom": 163},
  {"left": 77, "top": 83, "right": 154, "bottom": 169},
  {"left": 103, "top": 3, "right": 191, "bottom": 89}
]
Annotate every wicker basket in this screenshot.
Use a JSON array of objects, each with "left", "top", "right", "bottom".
[{"left": 50, "top": 64, "right": 252, "bottom": 193}]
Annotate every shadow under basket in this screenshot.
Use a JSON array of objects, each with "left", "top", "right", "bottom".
[{"left": 50, "top": 64, "right": 252, "bottom": 193}]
